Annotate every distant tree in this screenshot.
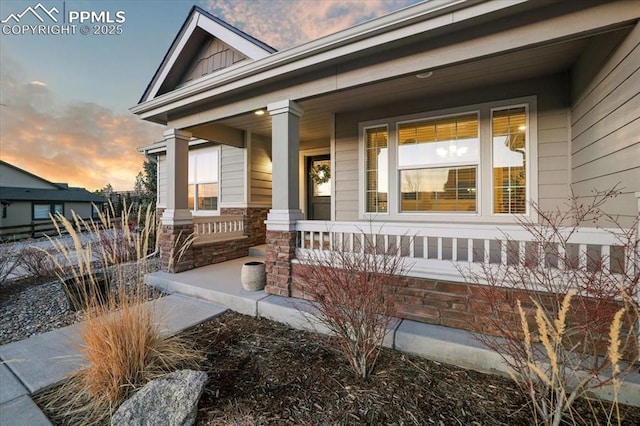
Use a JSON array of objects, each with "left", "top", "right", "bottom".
[
  {"left": 97, "top": 183, "right": 114, "bottom": 198},
  {"left": 142, "top": 160, "right": 157, "bottom": 207},
  {"left": 134, "top": 172, "right": 145, "bottom": 201}
]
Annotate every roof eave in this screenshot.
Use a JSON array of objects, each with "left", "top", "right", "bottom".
[{"left": 130, "top": 0, "right": 525, "bottom": 120}]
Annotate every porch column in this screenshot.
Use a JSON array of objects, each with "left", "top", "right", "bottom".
[
  {"left": 264, "top": 100, "right": 304, "bottom": 296},
  {"left": 159, "top": 128, "right": 193, "bottom": 273}
]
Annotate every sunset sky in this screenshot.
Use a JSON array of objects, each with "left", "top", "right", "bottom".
[{"left": 0, "top": 0, "right": 421, "bottom": 191}]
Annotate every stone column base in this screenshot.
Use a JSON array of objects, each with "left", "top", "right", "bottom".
[
  {"left": 265, "top": 230, "right": 297, "bottom": 296},
  {"left": 159, "top": 223, "right": 194, "bottom": 273}
]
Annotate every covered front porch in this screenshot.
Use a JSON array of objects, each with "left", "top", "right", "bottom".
[{"left": 131, "top": 1, "right": 640, "bottom": 341}]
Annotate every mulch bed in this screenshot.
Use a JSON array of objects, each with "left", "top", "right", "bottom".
[
  {"left": 37, "top": 311, "right": 640, "bottom": 425},
  {"left": 191, "top": 312, "right": 640, "bottom": 425}
]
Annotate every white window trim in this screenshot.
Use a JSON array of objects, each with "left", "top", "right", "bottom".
[
  {"left": 189, "top": 145, "right": 221, "bottom": 216},
  {"left": 358, "top": 96, "right": 538, "bottom": 223},
  {"left": 359, "top": 124, "right": 390, "bottom": 217}
]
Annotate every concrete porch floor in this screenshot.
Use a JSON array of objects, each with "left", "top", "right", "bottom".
[
  {"left": 144, "top": 246, "right": 640, "bottom": 408},
  {"left": 146, "top": 253, "right": 270, "bottom": 317}
]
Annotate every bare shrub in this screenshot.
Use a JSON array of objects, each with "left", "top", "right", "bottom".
[
  {"left": 41, "top": 202, "right": 202, "bottom": 424},
  {"left": 0, "top": 243, "right": 19, "bottom": 286},
  {"left": 462, "top": 187, "right": 639, "bottom": 425},
  {"left": 296, "top": 231, "right": 411, "bottom": 378},
  {"left": 16, "top": 244, "right": 56, "bottom": 278}
]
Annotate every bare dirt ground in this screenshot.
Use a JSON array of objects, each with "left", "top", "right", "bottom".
[{"left": 37, "top": 311, "right": 640, "bottom": 425}]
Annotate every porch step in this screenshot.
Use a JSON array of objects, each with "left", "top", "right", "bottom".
[{"left": 248, "top": 245, "right": 266, "bottom": 257}]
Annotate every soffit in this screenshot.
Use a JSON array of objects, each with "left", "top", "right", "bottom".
[{"left": 210, "top": 36, "right": 591, "bottom": 143}]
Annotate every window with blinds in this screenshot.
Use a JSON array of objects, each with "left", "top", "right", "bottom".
[
  {"left": 492, "top": 107, "right": 526, "bottom": 214},
  {"left": 188, "top": 147, "right": 219, "bottom": 212},
  {"left": 365, "top": 126, "right": 388, "bottom": 213},
  {"left": 397, "top": 113, "right": 479, "bottom": 212}
]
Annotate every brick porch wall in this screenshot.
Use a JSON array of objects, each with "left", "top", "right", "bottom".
[
  {"left": 192, "top": 237, "right": 251, "bottom": 268},
  {"left": 290, "top": 263, "right": 637, "bottom": 357},
  {"left": 158, "top": 223, "right": 194, "bottom": 273},
  {"left": 221, "top": 207, "right": 269, "bottom": 246},
  {"left": 265, "top": 230, "right": 297, "bottom": 297}
]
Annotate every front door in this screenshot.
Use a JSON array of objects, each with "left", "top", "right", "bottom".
[{"left": 306, "top": 155, "right": 331, "bottom": 220}]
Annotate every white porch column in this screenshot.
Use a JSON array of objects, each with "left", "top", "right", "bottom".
[
  {"left": 161, "top": 128, "right": 192, "bottom": 225},
  {"left": 265, "top": 100, "right": 304, "bottom": 230}
]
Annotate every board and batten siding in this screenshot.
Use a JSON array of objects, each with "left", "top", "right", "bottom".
[
  {"left": 571, "top": 23, "right": 640, "bottom": 226},
  {"left": 180, "top": 38, "right": 246, "bottom": 86},
  {"left": 220, "top": 145, "right": 246, "bottom": 204},
  {"left": 334, "top": 74, "right": 571, "bottom": 222},
  {"left": 249, "top": 134, "right": 272, "bottom": 205}
]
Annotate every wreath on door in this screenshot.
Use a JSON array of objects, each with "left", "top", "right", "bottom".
[{"left": 309, "top": 163, "right": 331, "bottom": 185}]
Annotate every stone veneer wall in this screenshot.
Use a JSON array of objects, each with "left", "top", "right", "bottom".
[
  {"left": 264, "top": 230, "right": 297, "bottom": 297},
  {"left": 290, "top": 264, "right": 636, "bottom": 357},
  {"left": 158, "top": 223, "right": 194, "bottom": 273},
  {"left": 191, "top": 237, "right": 251, "bottom": 268},
  {"left": 220, "top": 207, "right": 269, "bottom": 246},
  {"left": 156, "top": 207, "right": 269, "bottom": 273}
]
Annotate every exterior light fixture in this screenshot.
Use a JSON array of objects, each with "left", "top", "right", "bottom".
[
  {"left": 254, "top": 109, "right": 265, "bottom": 116},
  {"left": 416, "top": 71, "right": 433, "bottom": 79}
]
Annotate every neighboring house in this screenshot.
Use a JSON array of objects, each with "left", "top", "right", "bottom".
[
  {"left": 132, "top": 2, "right": 640, "bottom": 331},
  {"left": 0, "top": 160, "right": 105, "bottom": 239}
]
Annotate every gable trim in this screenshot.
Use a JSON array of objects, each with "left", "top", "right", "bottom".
[{"left": 140, "top": 6, "right": 276, "bottom": 103}]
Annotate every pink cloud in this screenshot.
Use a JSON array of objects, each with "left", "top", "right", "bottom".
[
  {"left": 202, "top": 0, "right": 421, "bottom": 50},
  {"left": 0, "top": 57, "right": 163, "bottom": 191}
]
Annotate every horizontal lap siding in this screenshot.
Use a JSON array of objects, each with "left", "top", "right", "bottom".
[
  {"left": 250, "top": 134, "right": 272, "bottom": 205},
  {"left": 571, "top": 23, "right": 640, "bottom": 225},
  {"left": 220, "top": 145, "right": 245, "bottom": 203},
  {"left": 157, "top": 154, "right": 167, "bottom": 208},
  {"left": 334, "top": 116, "right": 360, "bottom": 221},
  {"left": 537, "top": 100, "right": 570, "bottom": 211}
]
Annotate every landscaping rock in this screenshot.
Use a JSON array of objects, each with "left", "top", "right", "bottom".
[{"left": 110, "top": 369, "right": 208, "bottom": 426}]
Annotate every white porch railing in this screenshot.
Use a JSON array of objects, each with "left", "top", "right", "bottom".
[
  {"left": 193, "top": 215, "right": 245, "bottom": 243},
  {"left": 295, "top": 220, "right": 636, "bottom": 283}
]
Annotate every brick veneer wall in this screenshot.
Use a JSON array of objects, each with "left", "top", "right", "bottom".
[
  {"left": 156, "top": 207, "right": 268, "bottom": 273},
  {"left": 158, "top": 223, "right": 194, "bottom": 273},
  {"left": 265, "top": 230, "right": 297, "bottom": 297},
  {"left": 220, "top": 207, "right": 269, "bottom": 246},
  {"left": 290, "top": 263, "right": 635, "bottom": 356},
  {"left": 191, "top": 237, "right": 251, "bottom": 268}
]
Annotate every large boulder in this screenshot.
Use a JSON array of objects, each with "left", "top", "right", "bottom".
[{"left": 111, "top": 370, "right": 208, "bottom": 426}]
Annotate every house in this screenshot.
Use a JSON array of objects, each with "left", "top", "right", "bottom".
[
  {"left": 132, "top": 1, "right": 640, "bottom": 331},
  {"left": 0, "top": 160, "right": 105, "bottom": 239}
]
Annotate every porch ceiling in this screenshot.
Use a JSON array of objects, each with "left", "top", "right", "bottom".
[{"left": 190, "top": 26, "right": 630, "bottom": 145}]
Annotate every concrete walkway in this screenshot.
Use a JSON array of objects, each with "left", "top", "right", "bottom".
[
  {"left": 2, "top": 254, "right": 639, "bottom": 423},
  {"left": 0, "top": 295, "right": 227, "bottom": 425}
]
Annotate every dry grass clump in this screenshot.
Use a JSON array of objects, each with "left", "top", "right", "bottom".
[
  {"left": 463, "top": 188, "right": 639, "bottom": 425},
  {"left": 40, "top": 202, "right": 202, "bottom": 424}
]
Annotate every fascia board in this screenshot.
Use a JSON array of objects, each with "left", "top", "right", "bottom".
[
  {"left": 131, "top": 0, "right": 530, "bottom": 117},
  {"left": 145, "top": 16, "right": 199, "bottom": 102}
]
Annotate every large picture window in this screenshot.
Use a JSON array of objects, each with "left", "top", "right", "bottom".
[
  {"left": 365, "top": 126, "right": 388, "bottom": 213},
  {"left": 360, "top": 97, "right": 535, "bottom": 220},
  {"left": 188, "top": 147, "right": 219, "bottom": 212},
  {"left": 398, "top": 114, "right": 479, "bottom": 212}
]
